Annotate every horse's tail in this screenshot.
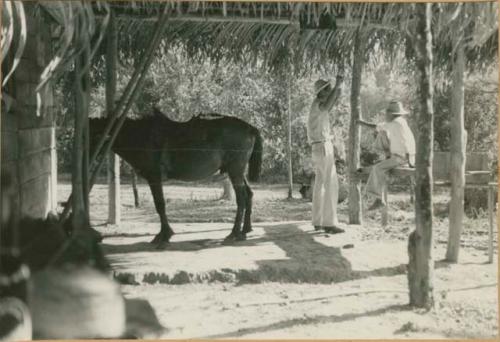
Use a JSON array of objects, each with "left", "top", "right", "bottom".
[{"left": 248, "top": 128, "right": 263, "bottom": 182}]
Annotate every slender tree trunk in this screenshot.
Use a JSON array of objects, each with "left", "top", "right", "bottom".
[
  {"left": 287, "top": 73, "right": 293, "bottom": 199},
  {"left": 107, "top": 153, "right": 120, "bottom": 224},
  {"left": 408, "top": 3, "right": 435, "bottom": 309},
  {"left": 71, "top": 39, "right": 88, "bottom": 230},
  {"left": 446, "top": 12, "right": 466, "bottom": 262},
  {"left": 348, "top": 29, "right": 364, "bottom": 224},
  {"left": 131, "top": 168, "right": 140, "bottom": 208},
  {"left": 82, "top": 104, "right": 89, "bottom": 217},
  {"left": 106, "top": 10, "right": 120, "bottom": 225}
]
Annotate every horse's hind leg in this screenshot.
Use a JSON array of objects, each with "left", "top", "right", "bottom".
[
  {"left": 224, "top": 177, "right": 247, "bottom": 242},
  {"left": 148, "top": 179, "right": 174, "bottom": 246},
  {"left": 242, "top": 180, "right": 253, "bottom": 234}
]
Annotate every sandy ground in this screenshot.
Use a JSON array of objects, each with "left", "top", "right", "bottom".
[{"left": 59, "top": 182, "right": 499, "bottom": 339}]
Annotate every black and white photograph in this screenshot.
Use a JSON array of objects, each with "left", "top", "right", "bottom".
[{"left": 0, "top": 1, "right": 498, "bottom": 340}]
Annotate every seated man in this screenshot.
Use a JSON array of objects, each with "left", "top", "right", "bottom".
[{"left": 357, "top": 100, "right": 416, "bottom": 210}]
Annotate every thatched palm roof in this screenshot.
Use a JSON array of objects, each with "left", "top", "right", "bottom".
[
  {"left": 2, "top": 1, "right": 497, "bottom": 92},
  {"left": 107, "top": 2, "right": 413, "bottom": 73},
  {"left": 94, "top": 2, "right": 496, "bottom": 75}
]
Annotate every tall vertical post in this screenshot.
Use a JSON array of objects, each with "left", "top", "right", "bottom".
[
  {"left": 49, "top": 126, "right": 58, "bottom": 211},
  {"left": 348, "top": 29, "right": 364, "bottom": 224},
  {"left": 407, "top": 3, "right": 435, "bottom": 309},
  {"left": 446, "top": 6, "right": 466, "bottom": 262},
  {"left": 107, "top": 153, "right": 120, "bottom": 224},
  {"left": 72, "top": 15, "right": 91, "bottom": 230},
  {"left": 106, "top": 9, "right": 120, "bottom": 225},
  {"left": 287, "top": 72, "right": 293, "bottom": 199}
]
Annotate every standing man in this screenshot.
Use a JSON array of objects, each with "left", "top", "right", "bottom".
[
  {"left": 307, "top": 75, "right": 345, "bottom": 234},
  {"left": 358, "top": 100, "right": 416, "bottom": 210}
]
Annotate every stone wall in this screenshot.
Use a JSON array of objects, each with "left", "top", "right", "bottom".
[{"left": 1, "top": 4, "right": 56, "bottom": 219}]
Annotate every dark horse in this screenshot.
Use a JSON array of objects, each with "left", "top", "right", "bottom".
[{"left": 89, "top": 108, "right": 262, "bottom": 247}]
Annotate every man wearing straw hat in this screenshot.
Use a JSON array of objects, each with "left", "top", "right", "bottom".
[
  {"left": 358, "top": 100, "right": 416, "bottom": 210},
  {"left": 306, "top": 75, "right": 345, "bottom": 234}
]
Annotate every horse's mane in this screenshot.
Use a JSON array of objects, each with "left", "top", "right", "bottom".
[
  {"left": 91, "top": 109, "right": 239, "bottom": 126},
  {"left": 152, "top": 106, "right": 233, "bottom": 123}
]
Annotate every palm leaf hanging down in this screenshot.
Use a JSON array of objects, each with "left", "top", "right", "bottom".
[{"left": 2, "top": 1, "right": 27, "bottom": 87}]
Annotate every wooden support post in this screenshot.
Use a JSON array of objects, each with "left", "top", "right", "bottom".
[
  {"left": 107, "top": 152, "right": 120, "bottom": 224},
  {"left": 49, "top": 126, "right": 58, "bottom": 211},
  {"left": 348, "top": 29, "right": 364, "bottom": 224},
  {"left": 446, "top": 8, "right": 466, "bottom": 262},
  {"left": 71, "top": 32, "right": 91, "bottom": 230},
  {"left": 407, "top": 3, "right": 434, "bottom": 309},
  {"left": 381, "top": 184, "right": 388, "bottom": 227},
  {"left": 286, "top": 72, "right": 293, "bottom": 199},
  {"left": 106, "top": 9, "right": 120, "bottom": 225}
]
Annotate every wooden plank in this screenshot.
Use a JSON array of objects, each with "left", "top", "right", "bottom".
[
  {"left": 359, "top": 152, "right": 491, "bottom": 185},
  {"left": 466, "top": 152, "right": 489, "bottom": 171},
  {"left": 465, "top": 171, "right": 491, "bottom": 185},
  {"left": 17, "top": 150, "right": 51, "bottom": 184},
  {"left": 18, "top": 127, "right": 52, "bottom": 156},
  {"left": 432, "top": 151, "right": 451, "bottom": 181}
]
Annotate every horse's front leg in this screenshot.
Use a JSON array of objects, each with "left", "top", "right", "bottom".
[
  {"left": 242, "top": 180, "right": 253, "bottom": 234},
  {"left": 224, "top": 185, "right": 246, "bottom": 242},
  {"left": 148, "top": 179, "right": 174, "bottom": 247}
]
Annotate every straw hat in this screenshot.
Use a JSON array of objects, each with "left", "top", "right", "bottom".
[{"left": 386, "top": 100, "right": 409, "bottom": 115}]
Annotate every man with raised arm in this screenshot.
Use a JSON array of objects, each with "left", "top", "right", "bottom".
[{"left": 307, "top": 74, "right": 345, "bottom": 234}]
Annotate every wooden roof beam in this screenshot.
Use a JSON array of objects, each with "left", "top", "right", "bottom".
[{"left": 113, "top": 14, "right": 399, "bottom": 31}]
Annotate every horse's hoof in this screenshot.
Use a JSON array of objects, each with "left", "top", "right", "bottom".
[
  {"left": 150, "top": 232, "right": 172, "bottom": 245},
  {"left": 223, "top": 233, "right": 245, "bottom": 243},
  {"left": 223, "top": 234, "right": 236, "bottom": 242},
  {"left": 155, "top": 241, "right": 169, "bottom": 250},
  {"left": 150, "top": 234, "right": 162, "bottom": 244}
]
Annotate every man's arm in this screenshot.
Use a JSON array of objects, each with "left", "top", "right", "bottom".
[
  {"left": 357, "top": 119, "right": 377, "bottom": 129},
  {"left": 318, "top": 75, "right": 343, "bottom": 112}
]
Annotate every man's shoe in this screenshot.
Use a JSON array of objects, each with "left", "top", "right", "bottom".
[
  {"left": 368, "top": 198, "right": 385, "bottom": 211},
  {"left": 323, "top": 226, "right": 345, "bottom": 234},
  {"left": 314, "top": 225, "right": 323, "bottom": 231}
]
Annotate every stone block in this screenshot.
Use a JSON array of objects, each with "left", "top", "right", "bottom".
[
  {"left": 18, "top": 127, "right": 52, "bottom": 156},
  {"left": 1, "top": 131, "right": 18, "bottom": 162},
  {"left": 18, "top": 150, "right": 51, "bottom": 184},
  {"left": 20, "top": 175, "right": 50, "bottom": 219}
]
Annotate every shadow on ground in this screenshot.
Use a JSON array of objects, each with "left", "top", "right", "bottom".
[
  {"left": 197, "top": 303, "right": 410, "bottom": 339},
  {"left": 101, "top": 223, "right": 447, "bottom": 286}
]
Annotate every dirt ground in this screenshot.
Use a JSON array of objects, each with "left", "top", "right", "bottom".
[{"left": 59, "top": 181, "right": 499, "bottom": 339}]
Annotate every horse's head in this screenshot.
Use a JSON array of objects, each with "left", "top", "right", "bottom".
[{"left": 152, "top": 106, "right": 163, "bottom": 118}]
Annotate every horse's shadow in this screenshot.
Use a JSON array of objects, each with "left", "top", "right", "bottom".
[{"left": 101, "top": 223, "right": 429, "bottom": 284}]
